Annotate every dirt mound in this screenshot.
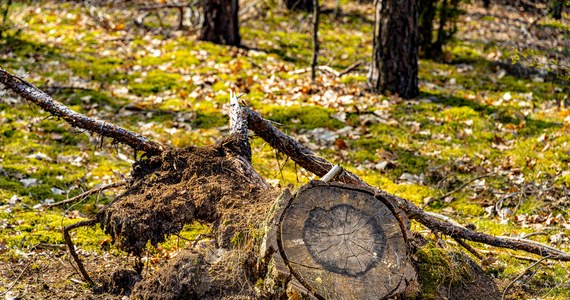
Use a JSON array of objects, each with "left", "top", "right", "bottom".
[
  {"left": 131, "top": 252, "right": 210, "bottom": 300},
  {"left": 131, "top": 248, "right": 259, "bottom": 300},
  {"left": 94, "top": 269, "right": 142, "bottom": 296},
  {"left": 98, "top": 139, "right": 274, "bottom": 256},
  {"left": 444, "top": 252, "right": 501, "bottom": 300}
]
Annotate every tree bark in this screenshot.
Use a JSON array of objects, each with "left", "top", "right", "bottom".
[
  {"left": 368, "top": 0, "right": 419, "bottom": 99},
  {"left": 199, "top": 0, "right": 240, "bottom": 46},
  {"left": 0, "top": 69, "right": 166, "bottom": 155},
  {"left": 285, "top": 0, "right": 313, "bottom": 11},
  {"left": 483, "top": 0, "right": 491, "bottom": 9},
  {"left": 418, "top": 0, "right": 436, "bottom": 58},
  {"left": 310, "top": 0, "right": 319, "bottom": 83}
]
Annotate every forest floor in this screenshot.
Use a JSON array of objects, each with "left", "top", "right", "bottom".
[{"left": 0, "top": 0, "right": 569, "bottom": 299}]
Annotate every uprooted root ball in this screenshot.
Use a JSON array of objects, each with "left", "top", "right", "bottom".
[{"left": 98, "top": 140, "right": 275, "bottom": 256}]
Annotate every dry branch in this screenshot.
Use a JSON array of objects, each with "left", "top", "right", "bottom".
[
  {"left": 45, "top": 181, "right": 127, "bottom": 208},
  {"left": 0, "top": 69, "right": 166, "bottom": 155},
  {"left": 137, "top": 2, "right": 193, "bottom": 30},
  {"left": 289, "top": 62, "right": 362, "bottom": 77},
  {"left": 63, "top": 218, "right": 98, "bottom": 287},
  {"left": 228, "top": 90, "right": 251, "bottom": 161},
  {"left": 245, "top": 108, "right": 570, "bottom": 261},
  {"left": 246, "top": 108, "right": 365, "bottom": 186}
]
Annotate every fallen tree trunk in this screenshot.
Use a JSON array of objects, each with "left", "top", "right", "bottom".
[
  {"left": 2, "top": 68, "right": 570, "bottom": 299},
  {"left": 244, "top": 108, "right": 570, "bottom": 261}
]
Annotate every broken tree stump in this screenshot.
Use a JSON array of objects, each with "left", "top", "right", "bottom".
[{"left": 262, "top": 181, "right": 416, "bottom": 299}]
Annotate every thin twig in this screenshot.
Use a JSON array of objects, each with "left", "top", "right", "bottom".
[
  {"left": 453, "top": 238, "right": 483, "bottom": 260},
  {"left": 320, "top": 165, "right": 343, "bottom": 183},
  {"left": 437, "top": 173, "right": 494, "bottom": 200},
  {"left": 502, "top": 256, "right": 551, "bottom": 300},
  {"left": 424, "top": 211, "right": 466, "bottom": 228},
  {"left": 338, "top": 61, "right": 363, "bottom": 77},
  {"left": 45, "top": 181, "right": 127, "bottom": 208},
  {"left": 0, "top": 260, "right": 31, "bottom": 297}
]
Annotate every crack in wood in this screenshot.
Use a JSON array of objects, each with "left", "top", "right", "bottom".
[{"left": 303, "top": 204, "right": 386, "bottom": 277}]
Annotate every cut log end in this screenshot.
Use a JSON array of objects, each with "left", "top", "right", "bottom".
[{"left": 277, "top": 181, "right": 416, "bottom": 299}]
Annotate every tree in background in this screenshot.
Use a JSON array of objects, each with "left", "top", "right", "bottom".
[
  {"left": 418, "top": 0, "right": 465, "bottom": 59},
  {"left": 199, "top": 0, "right": 240, "bottom": 46},
  {"left": 551, "top": 0, "right": 563, "bottom": 20},
  {"left": 285, "top": 0, "right": 313, "bottom": 11},
  {"left": 0, "top": 0, "right": 12, "bottom": 39},
  {"left": 368, "top": 0, "right": 419, "bottom": 99},
  {"left": 311, "top": 0, "right": 319, "bottom": 83},
  {"left": 418, "top": 0, "right": 436, "bottom": 58}
]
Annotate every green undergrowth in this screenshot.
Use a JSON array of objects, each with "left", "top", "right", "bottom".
[{"left": 1, "top": 0, "right": 569, "bottom": 297}]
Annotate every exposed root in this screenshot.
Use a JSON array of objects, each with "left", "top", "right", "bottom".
[
  {"left": 63, "top": 218, "right": 98, "bottom": 287},
  {"left": 45, "top": 180, "right": 127, "bottom": 208}
]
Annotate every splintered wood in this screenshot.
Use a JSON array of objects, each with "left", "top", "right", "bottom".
[{"left": 279, "top": 182, "right": 415, "bottom": 299}]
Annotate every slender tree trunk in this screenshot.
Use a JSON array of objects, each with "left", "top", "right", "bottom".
[
  {"left": 368, "top": 0, "right": 419, "bottom": 99},
  {"left": 310, "top": 0, "right": 319, "bottom": 83},
  {"left": 334, "top": 0, "right": 341, "bottom": 17},
  {"left": 483, "top": 0, "right": 491, "bottom": 9},
  {"left": 285, "top": 0, "right": 313, "bottom": 11},
  {"left": 434, "top": 0, "right": 449, "bottom": 57},
  {"left": 551, "top": 0, "right": 562, "bottom": 20},
  {"left": 418, "top": 0, "right": 436, "bottom": 58},
  {"left": 199, "top": 0, "right": 240, "bottom": 46},
  {"left": 0, "top": 0, "right": 13, "bottom": 39}
]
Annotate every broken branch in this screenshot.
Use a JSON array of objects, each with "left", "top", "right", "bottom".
[
  {"left": 228, "top": 90, "right": 251, "bottom": 161},
  {"left": 0, "top": 68, "right": 166, "bottom": 155},
  {"left": 245, "top": 107, "right": 570, "bottom": 261}
]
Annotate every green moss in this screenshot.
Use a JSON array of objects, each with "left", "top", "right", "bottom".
[
  {"left": 0, "top": 212, "right": 108, "bottom": 251},
  {"left": 231, "top": 231, "right": 246, "bottom": 248},
  {"left": 538, "top": 19, "right": 569, "bottom": 31},
  {"left": 261, "top": 105, "right": 344, "bottom": 130},
  {"left": 452, "top": 201, "right": 485, "bottom": 217},
  {"left": 151, "top": 223, "right": 210, "bottom": 251},
  {"left": 129, "top": 70, "right": 183, "bottom": 96},
  {"left": 416, "top": 242, "right": 476, "bottom": 299},
  {"left": 195, "top": 110, "right": 227, "bottom": 129},
  {"left": 449, "top": 44, "right": 482, "bottom": 63},
  {"left": 340, "top": 75, "right": 367, "bottom": 84},
  {"left": 440, "top": 106, "right": 480, "bottom": 121},
  {"left": 559, "top": 172, "right": 570, "bottom": 187},
  {"left": 0, "top": 177, "right": 24, "bottom": 195}
]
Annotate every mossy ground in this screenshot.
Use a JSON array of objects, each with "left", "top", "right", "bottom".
[{"left": 0, "top": 0, "right": 569, "bottom": 298}]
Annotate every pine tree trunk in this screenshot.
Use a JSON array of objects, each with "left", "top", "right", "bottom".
[
  {"left": 418, "top": 0, "right": 436, "bottom": 58},
  {"left": 199, "top": 0, "right": 240, "bottom": 46},
  {"left": 285, "top": 0, "right": 313, "bottom": 11},
  {"left": 368, "top": 0, "right": 419, "bottom": 99}
]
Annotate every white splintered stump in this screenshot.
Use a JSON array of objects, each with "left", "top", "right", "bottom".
[{"left": 279, "top": 182, "right": 415, "bottom": 299}]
